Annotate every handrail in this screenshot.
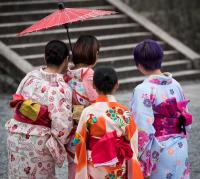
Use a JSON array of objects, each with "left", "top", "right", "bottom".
[
  {"left": 106, "top": 0, "right": 200, "bottom": 67},
  {"left": 0, "top": 41, "right": 34, "bottom": 81}
]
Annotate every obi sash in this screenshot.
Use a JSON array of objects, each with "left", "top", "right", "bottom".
[
  {"left": 88, "top": 131, "right": 133, "bottom": 167},
  {"left": 153, "top": 98, "right": 192, "bottom": 137},
  {"left": 10, "top": 94, "right": 51, "bottom": 128}
]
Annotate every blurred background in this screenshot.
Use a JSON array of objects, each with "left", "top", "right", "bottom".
[{"left": 0, "top": 0, "right": 200, "bottom": 178}]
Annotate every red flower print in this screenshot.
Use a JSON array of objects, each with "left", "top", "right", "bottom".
[
  {"left": 29, "top": 152, "right": 34, "bottom": 157},
  {"left": 117, "top": 170, "right": 122, "bottom": 176},
  {"left": 41, "top": 86, "right": 46, "bottom": 93},
  {"left": 60, "top": 88, "right": 65, "bottom": 94},
  {"left": 122, "top": 173, "right": 127, "bottom": 179},
  {"left": 58, "top": 131, "right": 64, "bottom": 137},
  {"left": 107, "top": 112, "right": 111, "bottom": 117},
  {"left": 49, "top": 96, "right": 54, "bottom": 102},
  {"left": 59, "top": 98, "right": 66, "bottom": 106},
  {"left": 138, "top": 131, "right": 149, "bottom": 151},
  {"left": 37, "top": 140, "right": 43, "bottom": 145},
  {"left": 26, "top": 134, "right": 30, "bottom": 139},
  {"left": 47, "top": 163, "right": 51, "bottom": 168},
  {"left": 11, "top": 154, "right": 15, "bottom": 161},
  {"left": 24, "top": 167, "right": 31, "bottom": 174},
  {"left": 12, "top": 124, "right": 18, "bottom": 130},
  {"left": 52, "top": 90, "right": 56, "bottom": 95},
  {"left": 49, "top": 103, "right": 54, "bottom": 111},
  {"left": 117, "top": 108, "right": 124, "bottom": 115},
  {"left": 38, "top": 162, "right": 42, "bottom": 168}
]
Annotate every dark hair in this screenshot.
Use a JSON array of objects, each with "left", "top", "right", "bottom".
[
  {"left": 133, "top": 39, "right": 164, "bottom": 71},
  {"left": 45, "top": 40, "right": 69, "bottom": 66},
  {"left": 94, "top": 67, "right": 118, "bottom": 94},
  {"left": 72, "top": 35, "right": 100, "bottom": 65}
]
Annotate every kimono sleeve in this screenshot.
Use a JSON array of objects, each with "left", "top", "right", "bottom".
[
  {"left": 74, "top": 109, "right": 90, "bottom": 179},
  {"left": 125, "top": 114, "right": 144, "bottom": 179},
  {"left": 130, "top": 86, "right": 156, "bottom": 177},
  {"left": 176, "top": 81, "right": 192, "bottom": 132},
  {"left": 82, "top": 69, "right": 98, "bottom": 103},
  {"left": 46, "top": 86, "right": 73, "bottom": 167}
]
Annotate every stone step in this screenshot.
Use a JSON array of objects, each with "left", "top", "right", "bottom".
[
  {"left": 0, "top": 5, "right": 115, "bottom": 23},
  {"left": 0, "top": 0, "right": 108, "bottom": 12},
  {"left": 10, "top": 32, "right": 153, "bottom": 56},
  {"left": 98, "top": 52, "right": 183, "bottom": 67},
  {"left": 100, "top": 44, "right": 181, "bottom": 58},
  {"left": 115, "top": 60, "right": 191, "bottom": 79},
  {"left": 22, "top": 47, "right": 181, "bottom": 67},
  {"left": 119, "top": 70, "right": 200, "bottom": 90},
  {"left": 0, "top": 23, "right": 142, "bottom": 45},
  {"left": 0, "top": 14, "right": 131, "bottom": 34}
]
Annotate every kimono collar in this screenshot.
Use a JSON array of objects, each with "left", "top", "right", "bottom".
[
  {"left": 95, "top": 95, "right": 117, "bottom": 103},
  {"left": 147, "top": 72, "right": 173, "bottom": 85},
  {"left": 67, "top": 67, "right": 91, "bottom": 80},
  {"left": 40, "top": 67, "right": 64, "bottom": 83}
]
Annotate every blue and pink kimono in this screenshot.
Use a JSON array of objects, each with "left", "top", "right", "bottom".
[{"left": 131, "top": 73, "right": 192, "bottom": 179}]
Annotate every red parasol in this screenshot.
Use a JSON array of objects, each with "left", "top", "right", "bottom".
[{"left": 18, "top": 3, "right": 116, "bottom": 51}]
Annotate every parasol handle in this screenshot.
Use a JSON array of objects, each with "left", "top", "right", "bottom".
[
  {"left": 64, "top": 24, "right": 73, "bottom": 54},
  {"left": 58, "top": 3, "right": 73, "bottom": 54}
]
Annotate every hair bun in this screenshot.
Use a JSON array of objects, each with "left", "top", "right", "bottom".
[{"left": 46, "top": 48, "right": 62, "bottom": 62}]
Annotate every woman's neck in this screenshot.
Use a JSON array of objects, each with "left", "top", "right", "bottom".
[
  {"left": 145, "top": 69, "right": 162, "bottom": 76},
  {"left": 44, "top": 66, "right": 61, "bottom": 74}
]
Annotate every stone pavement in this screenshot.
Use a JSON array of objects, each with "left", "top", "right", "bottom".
[{"left": 0, "top": 81, "right": 200, "bottom": 179}]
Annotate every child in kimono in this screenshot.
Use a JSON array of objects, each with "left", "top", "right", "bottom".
[
  {"left": 74, "top": 67, "right": 144, "bottom": 179},
  {"left": 64, "top": 35, "right": 99, "bottom": 109},
  {"left": 64, "top": 35, "right": 99, "bottom": 178},
  {"left": 131, "top": 39, "right": 192, "bottom": 179},
  {"left": 6, "top": 40, "right": 73, "bottom": 179}
]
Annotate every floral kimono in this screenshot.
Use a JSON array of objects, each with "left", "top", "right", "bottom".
[
  {"left": 64, "top": 67, "right": 98, "bottom": 178},
  {"left": 74, "top": 95, "right": 144, "bottom": 179},
  {"left": 131, "top": 73, "right": 192, "bottom": 179},
  {"left": 64, "top": 67, "right": 98, "bottom": 107},
  {"left": 5, "top": 68, "right": 73, "bottom": 179}
]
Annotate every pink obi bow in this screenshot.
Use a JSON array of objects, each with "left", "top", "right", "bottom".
[
  {"left": 153, "top": 98, "right": 192, "bottom": 137},
  {"left": 10, "top": 94, "right": 51, "bottom": 128},
  {"left": 89, "top": 131, "right": 133, "bottom": 167}
]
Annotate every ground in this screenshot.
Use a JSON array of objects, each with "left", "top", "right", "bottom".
[{"left": 0, "top": 81, "right": 200, "bottom": 178}]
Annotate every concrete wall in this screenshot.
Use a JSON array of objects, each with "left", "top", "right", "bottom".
[{"left": 122, "top": 0, "right": 200, "bottom": 53}]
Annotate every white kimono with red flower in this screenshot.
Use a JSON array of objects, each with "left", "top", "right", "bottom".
[{"left": 5, "top": 68, "right": 73, "bottom": 179}]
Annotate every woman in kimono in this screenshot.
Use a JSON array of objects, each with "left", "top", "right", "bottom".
[
  {"left": 74, "top": 67, "right": 144, "bottom": 179},
  {"left": 64, "top": 35, "right": 99, "bottom": 178},
  {"left": 131, "top": 39, "right": 192, "bottom": 179},
  {"left": 6, "top": 40, "right": 73, "bottom": 179}
]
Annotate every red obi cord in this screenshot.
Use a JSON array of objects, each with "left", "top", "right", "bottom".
[{"left": 10, "top": 94, "right": 51, "bottom": 128}]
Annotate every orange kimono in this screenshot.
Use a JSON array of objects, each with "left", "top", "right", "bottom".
[{"left": 74, "top": 95, "right": 143, "bottom": 179}]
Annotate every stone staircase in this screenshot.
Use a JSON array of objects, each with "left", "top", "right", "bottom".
[{"left": 0, "top": 0, "right": 200, "bottom": 90}]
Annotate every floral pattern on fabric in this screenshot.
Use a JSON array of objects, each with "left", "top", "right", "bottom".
[
  {"left": 5, "top": 68, "right": 73, "bottom": 178},
  {"left": 131, "top": 73, "right": 191, "bottom": 179},
  {"left": 64, "top": 67, "right": 98, "bottom": 106},
  {"left": 106, "top": 107, "right": 130, "bottom": 128},
  {"left": 74, "top": 95, "right": 143, "bottom": 179}
]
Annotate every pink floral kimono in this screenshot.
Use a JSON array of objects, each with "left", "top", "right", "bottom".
[
  {"left": 74, "top": 95, "right": 144, "bottom": 179},
  {"left": 5, "top": 68, "right": 73, "bottom": 179},
  {"left": 64, "top": 67, "right": 98, "bottom": 178},
  {"left": 64, "top": 67, "right": 98, "bottom": 106}
]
